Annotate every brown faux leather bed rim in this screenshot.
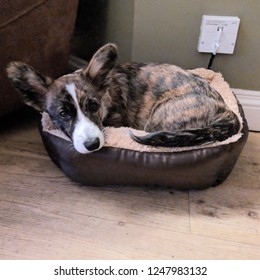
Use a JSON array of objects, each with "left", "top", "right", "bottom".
[{"left": 38, "top": 102, "right": 248, "bottom": 190}]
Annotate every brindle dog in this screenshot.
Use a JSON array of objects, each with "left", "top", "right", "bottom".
[{"left": 7, "top": 43, "right": 240, "bottom": 154}]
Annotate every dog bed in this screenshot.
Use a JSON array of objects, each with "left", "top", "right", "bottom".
[{"left": 39, "top": 68, "right": 248, "bottom": 190}]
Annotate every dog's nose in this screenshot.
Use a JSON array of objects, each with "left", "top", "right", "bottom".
[{"left": 84, "top": 138, "right": 100, "bottom": 152}]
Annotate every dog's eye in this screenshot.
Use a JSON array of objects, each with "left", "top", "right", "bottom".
[
  {"left": 59, "top": 110, "right": 71, "bottom": 120},
  {"left": 88, "top": 100, "right": 100, "bottom": 112}
]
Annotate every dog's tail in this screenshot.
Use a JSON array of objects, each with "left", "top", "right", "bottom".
[{"left": 129, "top": 115, "right": 240, "bottom": 147}]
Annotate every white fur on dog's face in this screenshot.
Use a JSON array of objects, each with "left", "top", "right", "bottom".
[{"left": 66, "top": 83, "right": 104, "bottom": 154}]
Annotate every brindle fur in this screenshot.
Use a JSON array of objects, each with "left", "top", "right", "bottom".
[{"left": 6, "top": 43, "right": 240, "bottom": 150}]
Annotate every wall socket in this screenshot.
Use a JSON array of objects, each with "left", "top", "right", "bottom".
[{"left": 198, "top": 15, "right": 240, "bottom": 54}]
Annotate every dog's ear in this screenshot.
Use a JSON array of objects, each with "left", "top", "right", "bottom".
[
  {"left": 82, "top": 43, "right": 118, "bottom": 88},
  {"left": 6, "top": 62, "right": 53, "bottom": 111}
]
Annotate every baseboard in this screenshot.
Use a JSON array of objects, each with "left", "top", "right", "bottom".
[
  {"left": 68, "top": 55, "right": 87, "bottom": 72},
  {"left": 232, "top": 88, "right": 260, "bottom": 131}
]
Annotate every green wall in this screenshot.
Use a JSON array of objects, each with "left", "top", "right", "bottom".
[
  {"left": 105, "top": 0, "right": 135, "bottom": 62},
  {"left": 105, "top": 0, "right": 260, "bottom": 90},
  {"left": 132, "top": 0, "right": 260, "bottom": 90}
]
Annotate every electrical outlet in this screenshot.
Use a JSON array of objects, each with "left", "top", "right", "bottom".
[{"left": 198, "top": 15, "right": 240, "bottom": 54}]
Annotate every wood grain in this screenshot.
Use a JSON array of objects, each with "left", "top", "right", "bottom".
[{"left": 0, "top": 112, "right": 259, "bottom": 259}]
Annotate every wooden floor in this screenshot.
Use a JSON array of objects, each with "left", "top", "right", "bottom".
[{"left": 0, "top": 111, "right": 260, "bottom": 260}]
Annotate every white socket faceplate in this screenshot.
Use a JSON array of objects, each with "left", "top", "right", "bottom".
[{"left": 198, "top": 15, "right": 240, "bottom": 54}]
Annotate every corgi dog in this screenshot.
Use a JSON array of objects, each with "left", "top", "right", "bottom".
[{"left": 7, "top": 43, "right": 240, "bottom": 154}]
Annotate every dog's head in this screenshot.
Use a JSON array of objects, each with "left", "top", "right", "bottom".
[{"left": 6, "top": 44, "right": 118, "bottom": 154}]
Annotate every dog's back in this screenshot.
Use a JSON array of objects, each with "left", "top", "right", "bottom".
[{"left": 104, "top": 62, "right": 240, "bottom": 147}]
